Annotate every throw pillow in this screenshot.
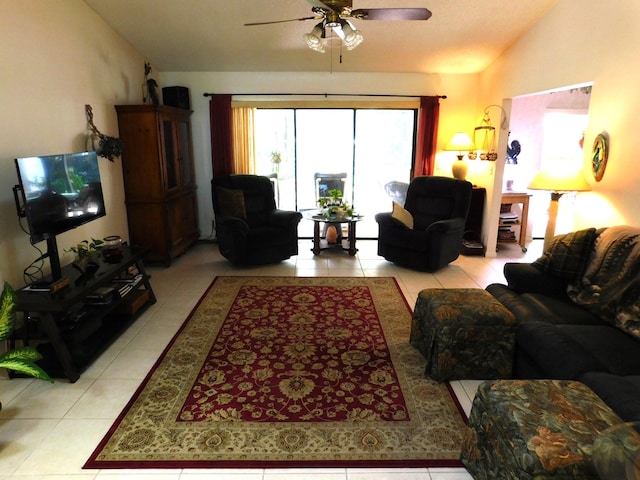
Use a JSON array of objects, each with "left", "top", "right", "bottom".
[
  {"left": 391, "top": 201, "right": 414, "bottom": 229},
  {"left": 216, "top": 187, "right": 246, "bottom": 219},
  {"left": 568, "top": 226, "right": 640, "bottom": 340},
  {"left": 531, "top": 228, "right": 597, "bottom": 281}
]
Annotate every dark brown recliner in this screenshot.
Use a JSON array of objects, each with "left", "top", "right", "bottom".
[
  {"left": 212, "top": 175, "right": 302, "bottom": 265},
  {"left": 375, "top": 176, "right": 472, "bottom": 271}
]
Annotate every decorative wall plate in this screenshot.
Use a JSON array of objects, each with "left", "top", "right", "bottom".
[{"left": 592, "top": 133, "right": 608, "bottom": 182}]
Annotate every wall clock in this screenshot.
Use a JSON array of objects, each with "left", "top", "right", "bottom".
[{"left": 592, "top": 133, "right": 608, "bottom": 182}]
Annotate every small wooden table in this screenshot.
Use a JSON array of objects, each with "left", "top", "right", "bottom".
[
  {"left": 499, "top": 192, "right": 531, "bottom": 252},
  {"left": 305, "top": 212, "right": 362, "bottom": 256}
]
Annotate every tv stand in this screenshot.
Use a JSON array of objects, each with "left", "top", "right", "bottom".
[
  {"left": 45, "top": 236, "right": 62, "bottom": 281},
  {"left": 14, "top": 246, "right": 156, "bottom": 382}
]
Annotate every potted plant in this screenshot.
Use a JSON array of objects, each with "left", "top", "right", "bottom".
[
  {"left": 317, "top": 189, "right": 354, "bottom": 219},
  {"left": 65, "top": 238, "right": 104, "bottom": 272},
  {"left": 85, "top": 104, "right": 125, "bottom": 162},
  {"left": 270, "top": 151, "right": 282, "bottom": 175},
  {"left": 0, "top": 281, "right": 52, "bottom": 410}
]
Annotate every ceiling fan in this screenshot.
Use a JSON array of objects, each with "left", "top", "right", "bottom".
[{"left": 244, "top": 0, "right": 432, "bottom": 53}]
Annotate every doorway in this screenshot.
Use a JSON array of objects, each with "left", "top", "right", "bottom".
[{"left": 507, "top": 86, "right": 592, "bottom": 240}]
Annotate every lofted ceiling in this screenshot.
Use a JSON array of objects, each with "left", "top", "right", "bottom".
[{"left": 84, "top": 0, "right": 559, "bottom": 74}]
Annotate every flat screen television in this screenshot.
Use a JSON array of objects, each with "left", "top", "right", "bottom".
[{"left": 14, "top": 151, "right": 106, "bottom": 280}]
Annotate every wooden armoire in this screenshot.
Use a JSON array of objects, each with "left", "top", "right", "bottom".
[{"left": 115, "top": 104, "right": 199, "bottom": 265}]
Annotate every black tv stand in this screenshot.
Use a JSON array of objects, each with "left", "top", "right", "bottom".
[
  {"left": 45, "top": 236, "right": 63, "bottom": 281},
  {"left": 14, "top": 246, "right": 156, "bottom": 382}
]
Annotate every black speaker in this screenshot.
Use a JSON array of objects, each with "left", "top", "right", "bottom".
[{"left": 162, "top": 86, "right": 190, "bottom": 110}]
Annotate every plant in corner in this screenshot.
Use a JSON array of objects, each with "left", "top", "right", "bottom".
[{"left": 0, "top": 281, "right": 52, "bottom": 410}]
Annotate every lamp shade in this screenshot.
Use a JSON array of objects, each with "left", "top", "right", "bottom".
[
  {"left": 445, "top": 132, "right": 474, "bottom": 152},
  {"left": 528, "top": 167, "right": 591, "bottom": 192},
  {"left": 304, "top": 22, "right": 326, "bottom": 53}
]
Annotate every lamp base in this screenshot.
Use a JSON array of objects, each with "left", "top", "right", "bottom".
[
  {"left": 543, "top": 192, "right": 563, "bottom": 251},
  {"left": 452, "top": 157, "right": 468, "bottom": 181}
]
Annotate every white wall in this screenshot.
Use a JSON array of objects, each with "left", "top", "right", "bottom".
[
  {"left": 159, "top": 71, "right": 481, "bottom": 236},
  {"left": 481, "top": 0, "right": 640, "bottom": 247},
  {"left": 0, "top": 1, "right": 144, "bottom": 286}
]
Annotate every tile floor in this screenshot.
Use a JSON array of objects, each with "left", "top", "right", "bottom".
[{"left": 0, "top": 238, "right": 544, "bottom": 480}]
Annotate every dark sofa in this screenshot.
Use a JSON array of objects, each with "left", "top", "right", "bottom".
[{"left": 486, "top": 226, "right": 640, "bottom": 422}]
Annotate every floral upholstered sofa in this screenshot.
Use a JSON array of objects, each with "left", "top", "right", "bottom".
[{"left": 486, "top": 225, "right": 640, "bottom": 423}]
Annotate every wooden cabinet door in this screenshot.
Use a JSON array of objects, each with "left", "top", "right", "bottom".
[
  {"left": 160, "top": 117, "right": 179, "bottom": 192},
  {"left": 176, "top": 118, "right": 195, "bottom": 187}
]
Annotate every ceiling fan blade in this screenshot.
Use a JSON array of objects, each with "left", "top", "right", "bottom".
[
  {"left": 351, "top": 8, "right": 432, "bottom": 21},
  {"left": 245, "top": 16, "right": 317, "bottom": 26}
]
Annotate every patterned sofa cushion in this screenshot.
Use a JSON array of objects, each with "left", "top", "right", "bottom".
[
  {"left": 532, "top": 227, "right": 597, "bottom": 281},
  {"left": 568, "top": 225, "right": 640, "bottom": 340}
]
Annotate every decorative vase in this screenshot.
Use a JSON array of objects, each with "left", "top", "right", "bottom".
[{"left": 452, "top": 158, "right": 468, "bottom": 181}]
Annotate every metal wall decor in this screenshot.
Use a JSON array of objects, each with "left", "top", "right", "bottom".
[
  {"left": 469, "top": 104, "right": 507, "bottom": 161},
  {"left": 591, "top": 132, "right": 608, "bottom": 182}
]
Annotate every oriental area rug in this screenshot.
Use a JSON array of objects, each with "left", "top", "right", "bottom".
[{"left": 85, "top": 276, "right": 467, "bottom": 469}]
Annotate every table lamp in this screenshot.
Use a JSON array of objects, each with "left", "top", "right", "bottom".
[
  {"left": 445, "top": 132, "right": 474, "bottom": 180},
  {"left": 528, "top": 166, "right": 591, "bottom": 250}
]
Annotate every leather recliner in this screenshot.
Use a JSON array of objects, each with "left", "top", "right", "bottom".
[
  {"left": 375, "top": 176, "right": 472, "bottom": 271},
  {"left": 212, "top": 174, "right": 302, "bottom": 265}
]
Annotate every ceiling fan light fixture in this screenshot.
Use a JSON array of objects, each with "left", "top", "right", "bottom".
[
  {"left": 304, "top": 22, "right": 326, "bottom": 53},
  {"left": 341, "top": 19, "right": 363, "bottom": 50},
  {"left": 324, "top": 10, "right": 341, "bottom": 28}
]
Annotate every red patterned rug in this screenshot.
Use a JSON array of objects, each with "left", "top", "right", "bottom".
[{"left": 85, "top": 277, "right": 467, "bottom": 469}]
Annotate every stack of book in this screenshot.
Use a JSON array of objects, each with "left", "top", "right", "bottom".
[
  {"left": 111, "top": 274, "right": 144, "bottom": 299},
  {"left": 499, "top": 211, "right": 519, "bottom": 224},
  {"left": 498, "top": 227, "right": 517, "bottom": 241},
  {"left": 498, "top": 210, "right": 519, "bottom": 242},
  {"left": 85, "top": 286, "right": 117, "bottom": 305}
]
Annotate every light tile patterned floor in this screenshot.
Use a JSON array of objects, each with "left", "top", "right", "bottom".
[{"left": 0, "top": 238, "right": 543, "bottom": 479}]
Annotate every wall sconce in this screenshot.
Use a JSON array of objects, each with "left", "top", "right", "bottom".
[
  {"left": 445, "top": 132, "right": 474, "bottom": 181},
  {"left": 528, "top": 164, "right": 591, "bottom": 250},
  {"left": 470, "top": 105, "right": 508, "bottom": 161}
]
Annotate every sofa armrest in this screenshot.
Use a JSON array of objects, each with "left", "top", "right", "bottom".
[
  {"left": 268, "top": 210, "right": 303, "bottom": 228},
  {"left": 216, "top": 215, "right": 250, "bottom": 235},
  {"left": 503, "top": 262, "right": 569, "bottom": 296},
  {"left": 375, "top": 211, "right": 403, "bottom": 230}
]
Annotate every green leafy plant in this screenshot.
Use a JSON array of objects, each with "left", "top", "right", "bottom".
[
  {"left": 0, "top": 282, "right": 52, "bottom": 399},
  {"left": 317, "top": 189, "right": 354, "bottom": 218},
  {"left": 65, "top": 238, "right": 105, "bottom": 260},
  {"left": 270, "top": 151, "right": 282, "bottom": 164}
]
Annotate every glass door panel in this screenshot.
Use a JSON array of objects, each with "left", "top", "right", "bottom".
[
  {"left": 353, "top": 110, "right": 414, "bottom": 237},
  {"left": 254, "top": 109, "right": 295, "bottom": 211},
  {"left": 254, "top": 107, "right": 415, "bottom": 239},
  {"left": 295, "top": 109, "right": 354, "bottom": 237},
  {"left": 177, "top": 120, "right": 193, "bottom": 186},
  {"left": 162, "top": 120, "right": 178, "bottom": 190}
]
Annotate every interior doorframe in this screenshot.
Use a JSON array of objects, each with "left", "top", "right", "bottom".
[{"left": 483, "top": 99, "right": 512, "bottom": 257}]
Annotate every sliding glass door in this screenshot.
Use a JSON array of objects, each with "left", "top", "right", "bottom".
[
  {"left": 353, "top": 109, "right": 415, "bottom": 237},
  {"left": 254, "top": 107, "right": 415, "bottom": 238}
]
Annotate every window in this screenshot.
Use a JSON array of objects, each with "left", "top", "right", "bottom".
[{"left": 254, "top": 107, "right": 416, "bottom": 237}]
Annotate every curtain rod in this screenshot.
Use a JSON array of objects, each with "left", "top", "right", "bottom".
[{"left": 203, "top": 92, "right": 446, "bottom": 99}]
